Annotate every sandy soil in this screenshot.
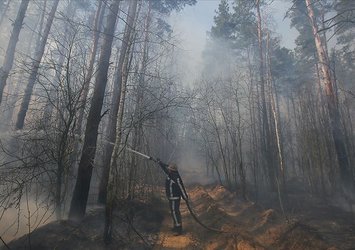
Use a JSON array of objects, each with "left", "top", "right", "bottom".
[{"left": 2, "top": 184, "right": 355, "bottom": 250}]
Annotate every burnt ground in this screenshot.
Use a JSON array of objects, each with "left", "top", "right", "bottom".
[
  {"left": 154, "top": 185, "right": 355, "bottom": 250},
  {"left": 2, "top": 185, "right": 355, "bottom": 250}
]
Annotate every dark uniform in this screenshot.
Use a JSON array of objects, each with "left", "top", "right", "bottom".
[{"left": 158, "top": 161, "right": 188, "bottom": 235}]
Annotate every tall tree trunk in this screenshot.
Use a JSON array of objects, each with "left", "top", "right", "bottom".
[
  {"left": 0, "top": 0, "right": 30, "bottom": 104},
  {"left": 246, "top": 47, "right": 260, "bottom": 201},
  {"left": 0, "top": 0, "right": 46, "bottom": 130},
  {"left": 68, "top": 0, "right": 120, "bottom": 221},
  {"left": 98, "top": 0, "right": 139, "bottom": 204},
  {"left": 75, "top": 0, "right": 105, "bottom": 137},
  {"left": 266, "top": 33, "right": 287, "bottom": 214},
  {"left": 208, "top": 103, "right": 231, "bottom": 187},
  {"left": 0, "top": 0, "right": 12, "bottom": 27},
  {"left": 34, "top": 0, "right": 47, "bottom": 54},
  {"left": 68, "top": 0, "right": 105, "bottom": 189},
  {"left": 104, "top": 42, "right": 134, "bottom": 242},
  {"left": 256, "top": 0, "right": 275, "bottom": 190},
  {"left": 305, "top": 0, "right": 354, "bottom": 193},
  {"left": 234, "top": 88, "right": 246, "bottom": 200},
  {"left": 15, "top": 0, "right": 60, "bottom": 129},
  {"left": 104, "top": 0, "right": 138, "bottom": 242},
  {"left": 126, "top": 1, "right": 151, "bottom": 200}
]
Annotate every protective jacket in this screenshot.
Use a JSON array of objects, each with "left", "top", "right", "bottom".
[{"left": 158, "top": 161, "right": 188, "bottom": 201}]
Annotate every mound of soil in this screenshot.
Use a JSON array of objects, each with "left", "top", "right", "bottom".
[
  {"left": 3, "top": 184, "right": 355, "bottom": 250},
  {"left": 155, "top": 185, "right": 351, "bottom": 249}
]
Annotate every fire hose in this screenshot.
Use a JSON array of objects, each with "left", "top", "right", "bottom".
[
  {"left": 125, "top": 147, "right": 225, "bottom": 233},
  {"left": 185, "top": 196, "right": 270, "bottom": 250},
  {"left": 125, "top": 147, "right": 269, "bottom": 249},
  {"left": 184, "top": 198, "right": 227, "bottom": 233}
]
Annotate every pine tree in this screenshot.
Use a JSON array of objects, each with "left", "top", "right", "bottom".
[
  {"left": 305, "top": 0, "right": 354, "bottom": 195},
  {"left": 211, "top": 0, "right": 234, "bottom": 40}
]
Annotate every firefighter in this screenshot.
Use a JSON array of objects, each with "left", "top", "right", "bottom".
[{"left": 156, "top": 159, "right": 189, "bottom": 235}]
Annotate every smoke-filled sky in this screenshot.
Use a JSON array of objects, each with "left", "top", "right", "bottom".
[{"left": 169, "top": 0, "right": 297, "bottom": 85}]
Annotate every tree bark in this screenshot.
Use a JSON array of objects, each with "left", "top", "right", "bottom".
[
  {"left": 104, "top": 0, "right": 138, "bottom": 242},
  {"left": 98, "top": 0, "right": 139, "bottom": 204},
  {"left": 75, "top": 0, "right": 105, "bottom": 137},
  {"left": 0, "top": 0, "right": 46, "bottom": 130},
  {"left": 15, "top": 0, "right": 60, "bottom": 129},
  {"left": 256, "top": 0, "right": 275, "bottom": 190},
  {"left": 305, "top": 0, "right": 354, "bottom": 192},
  {"left": 266, "top": 33, "right": 287, "bottom": 213},
  {"left": 68, "top": 0, "right": 120, "bottom": 221},
  {"left": 0, "top": 0, "right": 30, "bottom": 104},
  {"left": 127, "top": 2, "right": 152, "bottom": 199}
]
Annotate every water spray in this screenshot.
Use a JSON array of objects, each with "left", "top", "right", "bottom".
[
  {"left": 124, "top": 148, "right": 269, "bottom": 248},
  {"left": 125, "top": 147, "right": 226, "bottom": 233}
]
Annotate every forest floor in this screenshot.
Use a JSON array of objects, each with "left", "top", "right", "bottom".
[{"left": 2, "top": 184, "right": 355, "bottom": 250}]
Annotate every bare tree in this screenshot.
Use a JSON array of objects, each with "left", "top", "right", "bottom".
[
  {"left": 41, "top": 0, "right": 79, "bottom": 127},
  {"left": 0, "top": 0, "right": 30, "bottom": 104},
  {"left": 68, "top": 0, "right": 120, "bottom": 221},
  {"left": 98, "top": 0, "right": 139, "bottom": 205},
  {"left": 75, "top": 0, "right": 105, "bottom": 138},
  {"left": 0, "top": 0, "right": 47, "bottom": 131},
  {"left": 15, "top": 0, "right": 60, "bottom": 130},
  {"left": 256, "top": 0, "right": 276, "bottom": 191},
  {"left": 104, "top": 0, "right": 138, "bottom": 242}
]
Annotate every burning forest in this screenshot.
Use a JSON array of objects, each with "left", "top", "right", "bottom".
[{"left": 0, "top": 0, "right": 355, "bottom": 249}]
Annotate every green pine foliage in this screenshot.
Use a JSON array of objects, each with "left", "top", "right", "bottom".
[{"left": 151, "top": 0, "right": 197, "bottom": 14}]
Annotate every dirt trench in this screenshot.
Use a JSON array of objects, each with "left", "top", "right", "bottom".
[
  {"left": 153, "top": 185, "right": 353, "bottom": 250},
  {"left": 2, "top": 184, "right": 355, "bottom": 250}
]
